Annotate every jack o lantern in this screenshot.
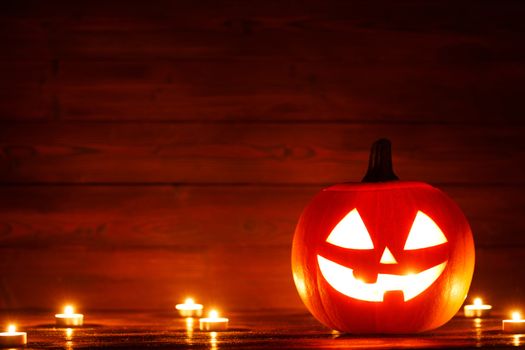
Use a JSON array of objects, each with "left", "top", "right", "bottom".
[{"left": 291, "top": 139, "right": 475, "bottom": 333}]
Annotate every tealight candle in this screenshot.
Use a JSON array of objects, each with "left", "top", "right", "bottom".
[
  {"left": 464, "top": 297, "right": 492, "bottom": 317},
  {"left": 0, "top": 325, "right": 27, "bottom": 347},
  {"left": 199, "top": 310, "right": 229, "bottom": 331},
  {"left": 176, "top": 298, "right": 204, "bottom": 317},
  {"left": 55, "top": 305, "right": 84, "bottom": 327},
  {"left": 503, "top": 311, "right": 525, "bottom": 333}
]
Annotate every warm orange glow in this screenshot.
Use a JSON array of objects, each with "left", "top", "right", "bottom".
[
  {"left": 326, "top": 209, "right": 374, "bottom": 249},
  {"left": 317, "top": 255, "right": 447, "bottom": 302},
  {"left": 199, "top": 310, "right": 229, "bottom": 331},
  {"left": 380, "top": 247, "right": 398, "bottom": 264},
  {"left": 292, "top": 272, "right": 307, "bottom": 297},
  {"left": 185, "top": 317, "right": 194, "bottom": 337},
  {"left": 464, "top": 297, "right": 491, "bottom": 315},
  {"left": 55, "top": 305, "right": 83, "bottom": 326},
  {"left": 404, "top": 211, "right": 447, "bottom": 250},
  {"left": 210, "top": 331, "right": 218, "bottom": 350},
  {"left": 64, "top": 305, "right": 74, "bottom": 315},
  {"left": 7, "top": 325, "right": 16, "bottom": 333},
  {"left": 176, "top": 298, "right": 203, "bottom": 311},
  {"left": 513, "top": 335, "right": 522, "bottom": 347},
  {"left": 512, "top": 311, "right": 522, "bottom": 321},
  {"left": 65, "top": 328, "right": 74, "bottom": 341}
]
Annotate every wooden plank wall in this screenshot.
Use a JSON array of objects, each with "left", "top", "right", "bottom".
[{"left": 0, "top": 0, "right": 524, "bottom": 311}]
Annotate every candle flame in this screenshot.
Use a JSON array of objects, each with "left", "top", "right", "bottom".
[
  {"left": 209, "top": 310, "right": 219, "bottom": 318},
  {"left": 473, "top": 298, "right": 482, "bottom": 306},
  {"left": 512, "top": 311, "right": 522, "bottom": 321},
  {"left": 7, "top": 325, "right": 16, "bottom": 333},
  {"left": 64, "top": 305, "right": 74, "bottom": 315},
  {"left": 185, "top": 298, "right": 194, "bottom": 305}
]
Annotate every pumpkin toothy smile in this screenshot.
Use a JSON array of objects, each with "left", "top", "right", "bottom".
[{"left": 317, "top": 255, "right": 447, "bottom": 302}]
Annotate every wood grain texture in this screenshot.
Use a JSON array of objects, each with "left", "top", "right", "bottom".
[
  {"left": 0, "top": 243, "right": 524, "bottom": 311},
  {"left": 0, "top": 246, "right": 297, "bottom": 310},
  {"left": 0, "top": 0, "right": 524, "bottom": 312},
  {"left": 0, "top": 185, "right": 523, "bottom": 248},
  {"left": 0, "top": 311, "right": 521, "bottom": 349},
  {"left": 0, "top": 185, "right": 524, "bottom": 309},
  {"left": 1, "top": 58, "right": 523, "bottom": 122},
  {"left": 0, "top": 0, "right": 524, "bottom": 122},
  {"left": 0, "top": 123, "right": 523, "bottom": 184},
  {"left": 0, "top": 310, "right": 522, "bottom": 349}
]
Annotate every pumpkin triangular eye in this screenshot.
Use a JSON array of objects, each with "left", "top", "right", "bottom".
[
  {"left": 326, "top": 209, "right": 374, "bottom": 249},
  {"left": 404, "top": 211, "right": 447, "bottom": 250}
]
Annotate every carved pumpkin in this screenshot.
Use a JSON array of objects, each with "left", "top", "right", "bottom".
[{"left": 291, "top": 139, "right": 475, "bottom": 333}]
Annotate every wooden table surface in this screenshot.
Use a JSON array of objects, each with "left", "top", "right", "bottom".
[{"left": 0, "top": 310, "right": 521, "bottom": 349}]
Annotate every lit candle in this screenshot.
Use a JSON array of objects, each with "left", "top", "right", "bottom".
[
  {"left": 0, "top": 325, "right": 27, "bottom": 347},
  {"left": 175, "top": 298, "right": 204, "bottom": 317},
  {"left": 199, "top": 310, "right": 229, "bottom": 331},
  {"left": 55, "top": 305, "right": 84, "bottom": 327},
  {"left": 464, "top": 297, "right": 492, "bottom": 317},
  {"left": 503, "top": 311, "right": 525, "bottom": 333}
]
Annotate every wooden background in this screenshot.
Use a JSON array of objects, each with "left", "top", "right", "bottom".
[{"left": 0, "top": 0, "right": 524, "bottom": 312}]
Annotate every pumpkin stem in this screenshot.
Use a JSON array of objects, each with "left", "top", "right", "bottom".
[{"left": 361, "top": 138, "right": 399, "bottom": 182}]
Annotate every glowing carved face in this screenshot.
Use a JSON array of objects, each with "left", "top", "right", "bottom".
[{"left": 317, "top": 209, "right": 448, "bottom": 302}]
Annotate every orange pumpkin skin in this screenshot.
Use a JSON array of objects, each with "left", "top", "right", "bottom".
[{"left": 291, "top": 143, "right": 475, "bottom": 334}]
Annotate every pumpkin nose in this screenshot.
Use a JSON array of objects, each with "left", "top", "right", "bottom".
[{"left": 380, "top": 247, "right": 398, "bottom": 264}]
